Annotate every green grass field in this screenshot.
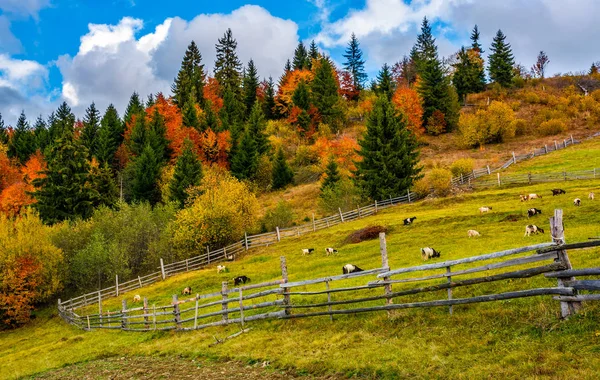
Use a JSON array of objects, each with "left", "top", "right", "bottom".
[{"left": 3, "top": 144, "right": 600, "bottom": 380}]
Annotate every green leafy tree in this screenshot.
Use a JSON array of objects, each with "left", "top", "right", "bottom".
[
  {"left": 169, "top": 139, "right": 203, "bottom": 208},
  {"left": 272, "top": 147, "right": 294, "bottom": 189},
  {"left": 123, "top": 92, "right": 144, "bottom": 127},
  {"left": 81, "top": 102, "right": 101, "bottom": 159},
  {"left": 488, "top": 30, "right": 515, "bottom": 87},
  {"left": 172, "top": 40, "right": 206, "bottom": 108},
  {"left": 130, "top": 144, "right": 162, "bottom": 205},
  {"left": 96, "top": 104, "right": 122, "bottom": 167},
  {"left": 293, "top": 41, "right": 309, "bottom": 70},
  {"left": 263, "top": 76, "right": 276, "bottom": 120},
  {"left": 376, "top": 63, "right": 394, "bottom": 100},
  {"left": 8, "top": 111, "right": 36, "bottom": 164},
  {"left": 343, "top": 33, "right": 367, "bottom": 90},
  {"left": 231, "top": 127, "right": 259, "bottom": 181},
  {"left": 321, "top": 155, "right": 341, "bottom": 192},
  {"left": 214, "top": 28, "right": 243, "bottom": 94},
  {"left": 354, "top": 96, "right": 422, "bottom": 199},
  {"left": 243, "top": 59, "right": 259, "bottom": 118},
  {"left": 311, "top": 57, "right": 342, "bottom": 125},
  {"left": 247, "top": 102, "right": 269, "bottom": 155},
  {"left": 33, "top": 116, "right": 50, "bottom": 153}
]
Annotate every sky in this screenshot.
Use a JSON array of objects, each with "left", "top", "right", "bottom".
[{"left": 1, "top": 0, "right": 599, "bottom": 125}]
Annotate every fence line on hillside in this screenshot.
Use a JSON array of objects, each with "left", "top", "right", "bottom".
[
  {"left": 58, "top": 209, "right": 600, "bottom": 331},
  {"left": 462, "top": 167, "right": 600, "bottom": 189}
]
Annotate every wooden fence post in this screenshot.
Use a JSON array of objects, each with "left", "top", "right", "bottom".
[
  {"left": 143, "top": 297, "right": 149, "bottom": 328},
  {"left": 594, "top": 168, "right": 597, "bottom": 179},
  {"left": 276, "top": 227, "right": 281, "bottom": 242},
  {"left": 571, "top": 135, "right": 574, "bottom": 144},
  {"left": 487, "top": 165, "right": 491, "bottom": 175},
  {"left": 550, "top": 209, "right": 581, "bottom": 319},
  {"left": 374, "top": 200, "right": 378, "bottom": 213},
  {"left": 544, "top": 145, "right": 548, "bottom": 154},
  {"left": 312, "top": 213, "right": 316, "bottom": 232},
  {"left": 528, "top": 173, "right": 532, "bottom": 184},
  {"left": 185, "top": 259, "right": 189, "bottom": 272},
  {"left": 326, "top": 280, "right": 333, "bottom": 322},
  {"left": 194, "top": 294, "right": 199, "bottom": 330},
  {"left": 121, "top": 299, "right": 127, "bottom": 330},
  {"left": 296, "top": 227, "right": 300, "bottom": 237},
  {"left": 407, "top": 190, "right": 412, "bottom": 203},
  {"left": 206, "top": 246, "right": 211, "bottom": 264},
  {"left": 153, "top": 304, "right": 156, "bottom": 331},
  {"left": 98, "top": 291, "right": 103, "bottom": 327},
  {"left": 173, "top": 294, "right": 181, "bottom": 330},
  {"left": 497, "top": 172, "right": 501, "bottom": 186},
  {"left": 138, "top": 276, "right": 142, "bottom": 288},
  {"left": 379, "top": 233, "right": 393, "bottom": 308},
  {"left": 115, "top": 275, "right": 119, "bottom": 296},
  {"left": 563, "top": 139, "right": 567, "bottom": 148},
  {"left": 357, "top": 205, "right": 361, "bottom": 218},
  {"left": 244, "top": 232, "right": 249, "bottom": 251},
  {"left": 221, "top": 282, "right": 229, "bottom": 323},
  {"left": 160, "top": 259, "right": 165, "bottom": 280},
  {"left": 446, "top": 266, "right": 453, "bottom": 315},
  {"left": 280, "top": 256, "right": 291, "bottom": 316},
  {"left": 239, "top": 288, "right": 245, "bottom": 329},
  {"left": 339, "top": 208, "right": 344, "bottom": 222},
  {"left": 512, "top": 152, "right": 516, "bottom": 164},
  {"left": 563, "top": 171, "right": 567, "bottom": 181}
]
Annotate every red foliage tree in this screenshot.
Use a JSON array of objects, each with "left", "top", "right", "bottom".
[{"left": 339, "top": 70, "right": 359, "bottom": 101}]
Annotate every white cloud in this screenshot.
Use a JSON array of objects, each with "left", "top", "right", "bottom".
[
  {"left": 78, "top": 17, "right": 143, "bottom": 55},
  {"left": 0, "top": 15, "right": 22, "bottom": 53},
  {"left": 0, "top": 0, "right": 50, "bottom": 19}
]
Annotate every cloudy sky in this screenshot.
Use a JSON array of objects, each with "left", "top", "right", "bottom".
[{"left": 0, "top": 0, "right": 598, "bottom": 124}]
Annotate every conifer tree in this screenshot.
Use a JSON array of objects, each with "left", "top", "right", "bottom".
[
  {"left": 413, "top": 17, "right": 437, "bottom": 69},
  {"left": 8, "top": 111, "right": 36, "bottom": 164},
  {"left": 129, "top": 112, "right": 147, "bottom": 157},
  {"left": 219, "top": 86, "right": 244, "bottom": 132},
  {"left": 376, "top": 64, "right": 394, "bottom": 100},
  {"left": 272, "top": 147, "right": 294, "bottom": 189},
  {"left": 89, "top": 163, "right": 118, "bottom": 209},
  {"left": 33, "top": 115, "right": 50, "bottom": 153},
  {"left": 293, "top": 42, "right": 309, "bottom": 70},
  {"left": 147, "top": 108, "right": 171, "bottom": 163},
  {"left": 292, "top": 80, "right": 311, "bottom": 111},
  {"left": 470, "top": 25, "right": 483, "bottom": 53},
  {"left": 129, "top": 144, "right": 162, "bottom": 205},
  {"left": 123, "top": 92, "right": 144, "bottom": 126},
  {"left": 48, "top": 102, "right": 76, "bottom": 142},
  {"left": 214, "top": 29, "right": 243, "bottom": 94},
  {"left": 182, "top": 95, "right": 200, "bottom": 130},
  {"left": 81, "top": 102, "right": 101, "bottom": 159},
  {"left": 343, "top": 33, "right": 367, "bottom": 90},
  {"left": 452, "top": 46, "right": 486, "bottom": 103},
  {"left": 263, "top": 76, "right": 276, "bottom": 120},
  {"left": 321, "top": 155, "right": 341, "bottom": 192},
  {"left": 248, "top": 102, "right": 269, "bottom": 155},
  {"left": 283, "top": 59, "right": 292, "bottom": 74},
  {"left": 146, "top": 94, "right": 155, "bottom": 108},
  {"left": 243, "top": 59, "right": 259, "bottom": 118},
  {"left": 354, "top": 96, "right": 422, "bottom": 199},
  {"left": 200, "top": 100, "right": 219, "bottom": 131},
  {"left": 0, "top": 113, "right": 7, "bottom": 145},
  {"left": 231, "top": 127, "right": 259, "bottom": 181},
  {"left": 488, "top": 30, "right": 515, "bottom": 87},
  {"left": 311, "top": 57, "right": 342, "bottom": 125},
  {"left": 169, "top": 138, "right": 203, "bottom": 208},
  {"left": 308, "top": 40, "right": 319, "bottom": 69},
  {"left": 172, "top": 40, "right": 206, "bottom": 108},
  {"left": 96, "top": 104, "right": 122, "bottom": 167}
]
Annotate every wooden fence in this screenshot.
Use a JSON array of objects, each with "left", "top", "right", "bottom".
[
  {"left": 462, "top": 168, "right": 600, "bottom": 189},
  {"left": 59, "top": 209, "right": 600, "bottom": 331}
]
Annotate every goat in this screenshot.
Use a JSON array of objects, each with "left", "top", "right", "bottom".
[
  {"left": 589, "top": 192, "right": 595, "bottom": 200},
  {"left": 574, "top": 198, "right": 582, "bottom": 206},
  {"left": 233, "top": 275, "right": 251, "bottom": 286},
  {"left": 325, "top": 247, "right": 338, "bottom": 256},
  {"left": 519, "top": 194, "right": 529, "bottom": 202},
  {"left": 421, "top": 247, "right": 441, "bottom": 261},
  {"left": 479, "top": 206, "right": 492, "bottom": 214},
  {"left": 342, "top": 264, "right": 363, "bottom": 274},
  {"left": 524, "top": 225, "right": 544, "bottom": 236},
  {"left": 467, "top": 229, "right": 481, "bottom": 238},
  {"left": 182, "top": 286, "right": 192, "bottom": 295},
  {"left": 133, "top": 294, "right": 141, "bottom": 303},
  {"left": 527, "top": 208, "right": 542, "bottom": 218},
  {"left": 403, "top": 216, "right": 417, "bottom": 225},
  {"left": 217, "top": 265, "right": 228, "bottom": 273},
  {"left": 528, "top": 193, "right": 542, "bottom": 200},
  {"left": 301, "top": 248, "right": 315, "bottom": 256},
  {"left": 551, "top": 189, "right": 566, "bottom": 196}
]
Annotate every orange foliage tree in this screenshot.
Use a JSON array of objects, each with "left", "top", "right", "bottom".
[
  {"left": 0, "top": 151, "right": 46, "bottom": 217},
  {"left": 198, "top": 129, "right": 230, "bottom": 168},
  {"left": 275, "top": 69, "right": 314, "bottom": 117},
  {"left": 392, "top": 86, "right": 425, "bottom": 136},
  {"left": 312, "top": 135, "right": 361, "bottom": 176},
  {"left": 204, "top": 77, "right": 224, "bottom": 114},
  {"left": 339, "top": 70, "right": 359, "bottom": 101}
]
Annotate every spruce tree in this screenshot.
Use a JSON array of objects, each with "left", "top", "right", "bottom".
[
  {"left": 311, "top": 57, "right": 342, "bottom": 125},
  {"left": 292, "top": 80, "right": 311, "bottom": 110},
  {"left": 81, "top": 102, "right": 101, "bottom": 159},
  {"left": 129, "top": 144, "right": 162, "bottom": 205},
  {"left": 321, "top": 155, "right": 341, "bottom": 192},
  {"left": 200, "top": 100, "right": 219, "bottom": 131},
  {"left": 48, "top": 102, "right": 76, "bottom": 143},
  {"left": 96, "top": 104, "right": 122, "bottom": 167},
  {"left": 284, "top": 59, "right": 292, "bottom": 74},
  {"left": 293, "top": 42, "right": 309, "bottom": 70},
  {"left": 248, "top": 102, "right": 269, "bottom": 155},
  {"left": 231, "top": 127, "right": 259, "bottom": 181},
  {"left": 8, "top": 111, "right": 36, "bottom": 164},
  {"left": 89, "top": 163, "right": 118, "bottom": 209},
  {"left": 354, "top": 96, "right": 422, "bottom": 199},
  {"left": 488, "top": 30, "right": 515, "bottom": 87},
  {"left": 214, "top": 29, "right": 243, "bottom": 94},
  {"left": 376, "top": 64, "right": 394, "bottom": 100},
  {"left": 453, "top": 47, "right": 485, "bottom": 103},
  {"left": 129, "top": 112, "right": 147, "bottom": 157},
  {"left": 263, "top": 76, "right": 276, "bottom": 120},
  {"left": 172, "top": 40, "right": 206, "bottom": 108},
  {"left": 308, "top": 40, "right": 319, "bottom": 69},
  {"left": 182, "top": 95, "right": 200, "bottom": 130},
  {"left": 146, "top": 94, "right": 155, "bottom": 108},
  {"left": 419, "top": 56, "right": 455, "bottom": 133},
  {"left": 123, "top": 92, "right": 144, "bottom": 126},
  {"left": 219, "top": 86, "right": 244, "bottom": 132},
  {"left": 147, "top": 108, "right": 171, "bottom": 163},
  {"left": 33, "top": 115, "right": 50, "bottom": 153},
  {"left": 0, "top": 113, "right": 7, "bottom": 145},
  {"left": 470, "top": 25, "right": 483, "bottom": 53},
  {"left": 243, "top": 59, "right": 259, "bottom": 118},
  {"left": 169, "top": 138, "right": 202, "bottom": 208},
  {"left": 414, "top": 17, "right": 437, "bottom": 69},
  {"left": 272, "top": 147, "right": 294, "bottom": 189},
  {"left": 343, "top": 33, "right": 367, "bottom": 90}
]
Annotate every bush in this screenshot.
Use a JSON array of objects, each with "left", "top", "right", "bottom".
[
  {"left": 318, "top": 178, "right": 362, "bottom": 215},
  {"left": 459, "top": 101, "right": 515, "bottom": 147},
  {"left": 412, "top": 177, "right": 431, "bottom": 198},
  {"left": 426, "top": 110, "right": 447, "bottom": 136},
  {"left": 260, "top": 201, "right": 296, "bottom": 232},
  {"left": 450, "top": 158, "right": 474, "bottom": 178},
  {"left": 428, "top": 168, "right": 453, "bottom": 197},
  {"left": 512, "top": 118, "right": 528, "bottom": 136},
  {"left": 591, "top": 89, "right": 600, "bottom": 102},
  {"left": 538, "top": 119, "right": 566, "bottom": 136},
  {"left": 254, "top": 155, "right": 273, "bottom": 192},
  {"left": 344, "top": 225, "right": 388, "bottom": 244}
]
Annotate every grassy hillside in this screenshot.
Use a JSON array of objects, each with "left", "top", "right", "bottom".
[{"left": 3, "top": 175, "right": 600, "bottom": 379}]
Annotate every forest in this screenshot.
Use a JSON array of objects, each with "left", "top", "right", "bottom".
[{"left": 1, "top": 17, "right": 600, "bottom": 329}]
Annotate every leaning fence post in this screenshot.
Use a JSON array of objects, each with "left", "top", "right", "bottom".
[
  {"left": 446, "top": 266, "right": 453, "bottom": 315},
  {"left": 143, "top": 297, "right": 149, "bottom": 328},
  {"left": 280, "top": 256, "right": 291, "bottom": 316},
  {"left": 312, "top": 213, "right": 316, "bottom": 232},
  {"left": 571, "top": 135, "right": 574, "bottom": 144},
  {"left": 173, "top": 294, "right": 181, "bottom": 330},
  {"left": 276, "top": 227, "right": 281, "bottom": 242},
  {"left": 98, "top": 292, "right": 103, "bottom": 327},
  {"left": 244, "top": 232, "right": 249, "bottom": 251},
  {"left": 121, "top": 299, "right": 127, "bottom": 330},
  {"left": 115, "top": 275, "right": 119, "bottom": 296},
  {"left": 338, "top": 207, "right": 344, "bottom": 222},
  {"left": 379, "top": 233, "right": 393, "bottom": 309},
  {"left": 138, "top": 276, "right": 143, "bottom": 288},
  {"left": 160, "top": 259, "right": 166, "bottom": 280},
  {"left": 221, "top": 281, "right": 229, "bottom": 324}
]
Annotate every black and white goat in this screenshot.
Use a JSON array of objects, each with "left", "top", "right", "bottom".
[
  {"left": 574, "top": 198, "right": 582, "bottom": 206},
  {"left": 421, "top": 247, "right": 441, "bottom": 261},
  {"left": 342, "top": 264, "right": 363, "bottom": 274},
  {"left": 182, "top": 286, "right": 192, "bottom": 295},
  {"left": 403, "top": 216, "right": 417, "bottom": 225},
  {"left": 524, "top": 225, "right": 544, "bottom": 236},
  {"left": 301, "top": 248, "right": 315, "bottom": 255},
  {"left": 551, "top": 189, "right": 566, "bottom": 196},
  {"left": 527, "top": 208, "right": 542, "bottom": 218},
  {"left": 233, "top": 275, "right": 251, "bottom": 286},
  {"left": 325, "top": 247, "right": 338, "bottom": 256}
]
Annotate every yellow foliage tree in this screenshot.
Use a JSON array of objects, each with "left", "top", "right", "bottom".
[{"left": 459, "top": 101, "right": 516, "bottom": 148}]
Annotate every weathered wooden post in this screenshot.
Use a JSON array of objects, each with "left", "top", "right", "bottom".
[
  {"left": 563, "top": 171, "right": 567, "bottom": 181},
  {"left": 338, "top": 208, "right": 344, "bottom": 222},
  {"left": 173, "top": 294, "right": 181, "bottom": 330},
  {"left": 194, "top": 294, "right": 199, "bottom": 329},
  {"left": 554, "top": 141, "right": 558, "bottom": 150},
  {"left": 121, "top": 299, "right": 127, "bottom": 330},
  {"left": 152, "top": 304, "right": 156, "bottom": 331},
  {"left": 276, "top": 227, "right": 281, "bottom": 242},
  {"left": 160, "top": 259, "right": 166, "bottom": 280},
  {"left": 379, "top": 233, "right": 393, "bottom": 309},
  {"left": 563, "top": 139, "right": 567, "bottom": 148},
  {"left": 221, "top": 282, "right": 229, "bottom": 323},
  {"left": 550, "top": 209, "right": 581, "bottom": 319},
  {"left": 185, "top": 259, "right": 189, "bottom": 272},
  {"left": 544, "top": 145, "right": 548, "bottom": 154},
  {"left": 446, "top": 266, "right": 453, "bottom": 315},
  {"left": 357, "top": 205, "right": 361, "bottom": 218},
  {"left": 571, "top": 135, "right": 574, "bottom": 144},
  {"left": 594, "top": 168, "right": 597, "bottom": 179},
  {"left": 115, "top": 275, "right": 119, "bottom": 296},
  {"left": 407, "top": 190, "right": 412, "bottom": 203},
  {"left": 296, "top": 227, "right": 300, "bottom": 236},
  {"left": 497, "top": 172, "right": 501, "bottom": 186},
  {"left": 143, "top": 297, "right": 149, "bottom": 328},
  {"left": 512, "top": 152, "right": 516, "bottom": 164},
  {"left": 244, "top": 232, "right": 249, "bottom": 250},
  {"left": 374, "top": 200, "right": 378, "bottom": 213},
  {"left": 487, "top": 165, "right": 491, "bottom": 175},
  {"left": 239, "top": 288, "right": 245, "bottom": 329},
  {"left": 528, "top": 173, "right": 532, "bottom": 184},
  {"left": 98, "top": 291, "right": 102, "bottom": 327},
  {"left": 138, "top": 276, "right": 143, "bottom": 288},
  {"left": 206, "top": 246, "right": 211, "bottom": 265},
  {"left": 312, "top": 213, "right": 316, "bottom": 232},
  {"left": 280, "top": 256, "right": 291, "bottom": 316},
  {"left": 325, "top": 280, "right": 333, "bottom": 322}
]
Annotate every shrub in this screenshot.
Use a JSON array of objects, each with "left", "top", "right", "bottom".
[
  {"left": 427, "top": 168, "right": 453, "bottom": 197},
  {"left": 459, "top": 101, "right": 515, "bottom": 147},
  {"left": 344, "top": 225, "right": 388, "bottom": 244},
  {"left": 260, "top": 201, "right": 296, "bottom": 232},
  {"left": 412, "top": 177, "right": 431, "bottom": 198},
  {"left": 318, "top": 178, "right": 362, "bottom": 215},
  {"left": 538, "top": 119, "right": 566, "bottom": 136},
  {"left": 591, "top": 89, "right": 600, "bottom": 102},
  {"left": 450, "top": 158, "right": 474, "bottom": 178},
  {"left": 512, "top": 118, "right": 528, "bottom": 136},
  {"left": 458, "top": 112, "right": 481, "bottom": 148},
  {"left": 426, "top": 110, "right": 447, "bottom": 136},
  {"left": 254, "top": 155, "right": 273, "bottom": 192}
]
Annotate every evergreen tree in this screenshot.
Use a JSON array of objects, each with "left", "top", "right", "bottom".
[
  {"left": 293, "top": 42, "right": 309, "bottom": 70},
  {"left": 343, "top": 33, "right": 367, "bottom": 90},
  {"left": 488, "top": 30, "right": 515, "bottom": 87},
  {"left": 8, "top": 111, "right": 36, "bottom": 164},
  {"left": 311, "top": 57, "right": 342, "bottom": 125},
  {"left": 419, "top": 55, "right": 457, "bottom": 133},
  {"left": 272, "top": 147, "right": 294, "bottom": 189},
  {"left": 0, "top": 113, "right": 7, "bottom": 145},
  {"left": 147, "top": 108, "right": 171, "bottom": 163},
  {"left": 96, "top": 104, "right": 122, "bottom": 167},
  {"left": 129, "top": 144, "right": 162, "bottom": 205},
  {"left": 248, "top": 102, "right": 269, "bottom": 155},
  {"left": 169, "top": 138, "right": 203, "bottom": 208},
  {"left": 172, "top": 41, "right": 206, "bottom": 108},
  {"left": 182, "top": 94, "right": 200, "bottom": 130},
  {"left": 33, "top": 115, "right": 50, "bottom": 153},
  {"left": 146, "top": 94, "right": 155, "bottom": 108},
  {"left": 243, "top": 59, "right": 259, "bottom": 118},
  {"left": 123, "top": 92, "right": 144, "bottom": 126},
  {"left": 354, "top": 96, "right": 422, "bottom": 199},
  {"left": 129, "top": 112, "right": 147, "bottom": 157},
  {"left": 308, "top": 40, "right": 319, "bottom": 69},
  {"left": 292, "top": 80, "right": 311, "bottom": 110},
  {"left": 89, "top": 163, "right": 118, "bottom": 209},
  {"left": 452, "top": 46, "right": 486, "bottom": 103},
  {"left": 321, "top": 155, "right": 341, "bottom": 192},
  {"left": 263, "top": 76, "right": 276, "bottom": 120},
  {"left": 470, "top": 25, "right": 483, "bottom": 53},
  {"left": 219, "top": 86, "right": 244, "bottom": 132},
  {"left": 33, "top": 133, "right": 97, "bottom": 224},
  {"left": 413, "top": 17, "right": 437, "bottom": 69},
  {"left": 48, "top": 102, "right": 76, "bottom": 143},
  {"left": 376, "top": 63, "right": 394, "bottom": 100},
  {"left": 81, "top": 102, "right": 101, "bottom": 159},
  {"left": 214, "top": 29, "right": 243, "bottom": 94},
  {"left": 200, "top": 100, "right": 219, "bottom": 131},
  {"left": 231, "top": 127, "right": 259, "bottom": 181},
  {"left": 284, "top": 59, "right": 292, "bottom": 74}
]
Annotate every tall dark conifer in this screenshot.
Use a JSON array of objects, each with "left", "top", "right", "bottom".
[
  {"left": 311, "top": 57, "right": 341, "bottom": 125},
  {"left": 33, "top": 115, "right": 50, "bottom": 153},
  {"left": 172, "top": 41, "right": 206, "bottom": 108},
  {"left": 214, "top": 29, "right": 243, "bottom": 94},
  {"left": 321, "top": 155, "right": 341, "bottom": 192},
  {"left": 452, "top": 47, "right": 486, "bottom": 103},
  {"left": 0, "top": 113, "right": 7, "bottom": 145},
  {"left": 488, "top": 30, "right": 515, "bottom": 87},
  {"left": 129, "top": 144, "right": 162, "bottom": 205},
  {"left": 48, "top": 102, "right": 76, "bottom": 143},
  {"left": 96, "top": 104, "right": 122, "bottom": 167},
  {"left": 272, "top": 147, "right": 294, "bottom": 189},
  {"left": 169, "top": 138, "right": 203, "bottom": 208},
  {"left": 8, "top": 111, "right": 36, "bottom": 164},
  {"left": 376, "top": 64, "right": 394, "bottom": 100},
  {"left": 147, "top": 108, "right": 171, "bottom": 163},
  {"left": 308, "top": 40, "right": 319, "bottom": 69},
  {"left": 81, "top": 102, "right": 101, "bottom": 159},
  {"left": 231, "top": 127, "right": 259, "bottom": 181},
  {"left": 123, "top": 92, "right": 144, "bottom": 127},
  {"left": 470, "top": 25, "right": 483, "bottom": 53},
  {"left": 247, "top": 103, "right": 269, "bottom": 155},
  {"left": 293, "top": 42, "right": 309, "bottom": 70},
  {"left": 89, "top": 163, "right": 118, "bottom": 209},
  {"left": 343, "top": 33, "right": 367, "bottom": 90},
  {"left": 129, "top": 113, "right": 147, "bottom": 158},
  {"left": 413, "top": 17, "right": 437, "bottom": 69},
  {"left": 182, "top": 94, "right": 201, "bottom": 130},
  {"left": 243, "top": 59, "right": 259, "bottom": 118},
  {"left": 263, "top": 76, "right": 276, "bottom": 120}
]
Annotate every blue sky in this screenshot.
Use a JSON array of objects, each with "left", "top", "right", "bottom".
[{"left": 1, "top": 0, "right": 599, "bottom": 124}]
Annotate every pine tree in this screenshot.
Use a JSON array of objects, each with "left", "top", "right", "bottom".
[
  {"left": 470, "top": 25, "right": 483, "bottom": 53},
  {"left": 419, "top": 56, "right": 456, "bottom": 133},
  {"left": 81, "top": 102, "right": 101, "bottom": 159},
  {"left": 129, "top": 144, "right": 162, "bottom": 205},
  {"left": 414, "top": 17, "right": 437, "bottom": 69},
  {"left": 343, "top": 33, "right": 367, "bottom": 90},
  {"left": 219, "top": 86, "right": 244, "bottom": 132},
  {"left": 293, "top": 42, "right": 309, "bottom": 70},
  {"left": 123, "top": 92, "right": 144, "bottom": 126},
  {"left": 292, "top": 80, "right": 311, "bottom": 110},
  {"left": 48, "top": 102, "right": 76, "bottom": 143},
  {"left": 452, "top": 46, "right": 486, "bottom": 103},
  {"left": 231, "top": 127, "right": 259, "bottom": 181},
  {"left": 308, "top": 40, "right": 319, "bottom": 69},
  {"left": 488, "top": 30, "right": 515, "bottom": 87},
  {"left": 243, "top": 59, "right": 259, "bottom": 118},
  {"left": 311, "top": 57, "right": 342, "bottom": 125},
  {"left": 33, "top": 115, "right": 50, "bottom": 153},
  {"left": 354, "top": 96, "right": 422, "bottom": 199},
  {"left": 248, "top": 102, "right": 269, "bottom": 155},
  {"left": 96, "top": 104, "right": 122, "bottom": 167},
  {"left": 147, "top": 108, "right": 171, "bottom": 163},
  {"left": 129, "top": 112, "right": 147, "bottom": 157},
  {"left": 200, "top": 100, "right": 219, "bottom": 131},
  {"left": 33, "top": 133, "right": 98, "bottom": 224},
  {"left": 321, "top": 155, "right": 341, "bottom": 192},
  {"left": 284, "top": 59, "right": 292, "bottom": 74},
  {"left": 272, "top": 147, "right": 294, "bottom": 189},
  {"left": 214, "top": 29, "right": 243, "bottom": 94},
  {"left": 89, "top": 163, "right": 118, "bottom": 209},
  {"left": 182, "top": 94, "right": 200, "bottom": 130},
  {"left": 376, "top": 64, "right": 394, "bottom": 100},
  {"left": 263, "top": 76, "right": 276, "bottom": 120},
  {"left": 146, "top": 94, "right": 155, "bottom": 108},
  {"left": 0, "top": 113, "right": 7, "bottom": 145},
  {"left": 8, "top": 111, "right": 36, "bottom": 164},
  {"left": 169, "top": 138, "right": 202, "bottom": 208},
  {"left": 172, "top": 41, "right": 206, "bottom": 108}
]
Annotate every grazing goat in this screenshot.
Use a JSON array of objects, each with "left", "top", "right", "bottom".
[
  {"left": 524, "top": 225, "right": 544, "bottom": 236},
  {"left": 325, "top": 247, "right": 338, "bottom": 256},
  {"left": 552, "top": 189, "right": 566, "bottom": 196},
  {"left": 233, "top": 275, "right": 251, "bottom": 286},
  {"left": 479, "top": 206, "right": 492, "bottom": 214},
  {"left": 528, "top": 193, "right": 542, "bottom": 200},
  {"left": 342, "top": 264, "right": 363, "bottom": 274},
  {"left": 574, "top": 198, "right": 582, "bottom": 206},
  {"left": 301, "top": 248, "right": 315, "bottom": 256},
  {"left": 421, "top": 247, "right": 441, "bottom": 261},
  {"left": 519, "top": 194, "right": 529, "bottom": 202},
  {"left": 403, "top": 216, "right": 417, "bottom": 225},
  {"left": 527, "top": 208, "right": 542, "bottom": 218},
  {"left": 133, "top": 294, "right": 141, "bottom": 303},
  {"left": 467, "top": 229, "right": 481, "bottom": 238},
  {"left": 589, "top": 192, "right": 595, "bottom": 200},
  {"left": 217, "top": 265, "right": 228, "bottom": 273},
  {"left": 182, "top": 286, "right": 192, "bottom": 295}
]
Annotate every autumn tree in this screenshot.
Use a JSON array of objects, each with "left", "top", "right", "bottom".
[
  {"left": 272, "top": 147, "right": 294, "bottom": 189},
  {"left": 243, "top": 59, "right": 259, "bottom": 118},
  {"left": 81, "top": 102, "right": 101, "bottom": 159},
  {"left": 488, "top": 30, "right": 515, "bottom": 87},
  {"left": 214, "top": 28, "right": 243, "bottom": 94},
  {"left": 172, "top": 40, "right": 206, "bottom": 109},
  {"left": 293, "top": 41, "right": 309, "bottom": 70},
  {"left": 8, "top": 111, "right": 36, "bottom": 164},
  {"left": 343, "top": 33, "right": 367, "bottom": 91},
  {"left": 531, "top": 51, "right": 550, "bottom": 79},
  {"left": 391, "top": 86, "right": 425, "bottom": 136},
  {"left": 169, "top": 138, "right": 203, "bottom": 208},
  {"left": 96, "top": 104, "right": 122, "bottom": 168},
  {"left": 392, "top": 55, "right": 418, "bottom": 87}
]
